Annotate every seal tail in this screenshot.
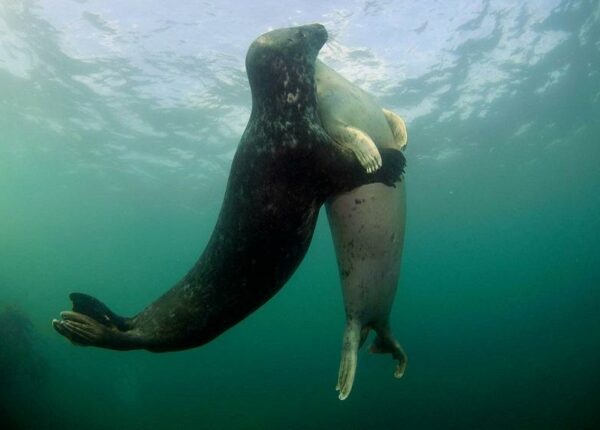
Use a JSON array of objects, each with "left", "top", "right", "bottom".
[{"left": 69, "top": 292, "right": 129, "bottom": 331}]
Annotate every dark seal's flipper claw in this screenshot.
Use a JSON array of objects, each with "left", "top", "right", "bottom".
[{"left": 52, "top": 318, "right": 68, "bottom": 338}]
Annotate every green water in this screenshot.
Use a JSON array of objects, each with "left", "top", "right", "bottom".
[{"left": 1, "top": 1, "right": 599, "bottom": 429}]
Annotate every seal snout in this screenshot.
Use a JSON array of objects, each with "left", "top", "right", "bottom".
[
  {"left": 299, "top": 23, "right": 328, "bottom": 52},
  {"left": 303, "top": 23, "right": 328, "bottom": 44}
]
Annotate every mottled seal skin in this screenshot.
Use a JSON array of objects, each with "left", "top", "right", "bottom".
[
  {"left": 52, "top": 24, "right": 406, "bottom": 352},
  {"left": 316, "top": 60, "right": 408, "bottom": 400}
]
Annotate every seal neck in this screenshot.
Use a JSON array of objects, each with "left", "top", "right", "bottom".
[{"left": 249, "top": 61, "right": 320, "bottom": 123}]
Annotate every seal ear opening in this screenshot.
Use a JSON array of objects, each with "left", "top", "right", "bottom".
[{"left": 69, "top": 292, "right": 129, "bottom": 331}]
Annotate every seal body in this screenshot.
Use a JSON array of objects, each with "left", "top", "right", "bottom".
[
  {"left": 52, "top": 24, "right": 406, "bottom": 352},
  {"left": 316, "top": 60, "right": 409, "bottom": 399}
]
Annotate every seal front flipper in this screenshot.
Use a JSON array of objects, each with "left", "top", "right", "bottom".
[
  {"left": 318, "top": 135, "right": 405, "bottom": 192},
  {"left": 382, "top": 108, "right": 408, "bottom": 150},
  {"left": 332, "top": 126, "right": 382, "bottom": 174},
  {"left": 375, "top": 148, "right": 406, "bottom": 186}
]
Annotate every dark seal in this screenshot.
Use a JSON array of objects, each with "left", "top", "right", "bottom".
[{"left": 52, "top": 24, "right": 405, "bottom": 352}]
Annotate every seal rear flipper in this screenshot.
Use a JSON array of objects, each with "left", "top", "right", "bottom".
[
  {"left": 53, "top": 296, "right": 137, "bottom": 350},
  {"left": 336, "top": 322, "right": 361, "bottom": 400},
  {"left": 369, "top": 331, "right": 408, "bottom": 378},
  {"left": 69, "top": 292, "right": 130, "bottom": 331}
]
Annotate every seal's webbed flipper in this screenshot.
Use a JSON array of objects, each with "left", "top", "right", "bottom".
[
  {"left": 374, "top": 148, "right": 406, "bottom": 187},
  {"left": 369, "top": 330, "right": 408, "bottom": 379},
  {"left": 382, "top": 108, "right": 408, "bottom": 151},
  {"left": 335, "top": 126, "right": 382, "bottom": 173},
  {"left": 336, "top": 322, "right": 361, "bottom": 400},
  {"left": 69, "top": 292, "right": 129, "bottom": 330},
  {"left": 320, "top": 136, "right": 405, "bottom": 192},
  {"left": 53, "top": 293, "right": 134, "bottom": 349}
]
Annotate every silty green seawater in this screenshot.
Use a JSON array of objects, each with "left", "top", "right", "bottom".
[{"left": 1, "top": 1, "right": 599, "bottom": 429}]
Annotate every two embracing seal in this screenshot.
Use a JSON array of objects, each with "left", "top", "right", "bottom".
[{"left": 52, "top": 24, "right": 405, "bottom": 354}]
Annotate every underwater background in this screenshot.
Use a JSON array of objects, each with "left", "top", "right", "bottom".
[{"left": 1, "top": 0, "right": 599, "bottom": 428}]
